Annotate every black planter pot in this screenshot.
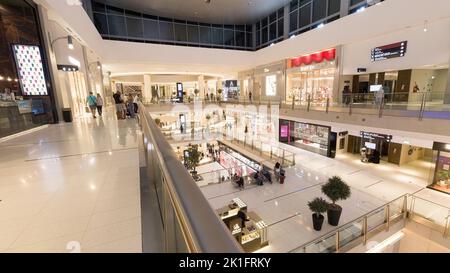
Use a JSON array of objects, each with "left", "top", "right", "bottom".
[
  {"left": 327, "top": 205, "right": 342, "bottom": 226},
  {"left": 312, "top": 214, "right": 325, "bottom": 231}
]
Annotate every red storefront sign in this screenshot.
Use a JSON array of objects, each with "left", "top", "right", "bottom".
[{"left": 290, "top": 48, "right": 336, "bottom": 67}]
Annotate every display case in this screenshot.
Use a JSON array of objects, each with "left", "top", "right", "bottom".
[
  {"left": 280, "top": 119, "right": 331, "bottom": 157},
  {"left": 216, "top": 199, "right": 269, "bottom": 253}
]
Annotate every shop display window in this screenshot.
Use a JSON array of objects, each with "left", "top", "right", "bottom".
[
  {"left": 430, "top": 151, "right": 450, "bottom": 194},
  {"left": 287, "top": 65, "right": 335, "bottom": 104},
  {"left": 280, "top": 119, "right": 330, "bottom": 157}
]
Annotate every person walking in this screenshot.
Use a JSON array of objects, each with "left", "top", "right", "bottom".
[
  {"left": 133, "top": 94, "right": 139, "bottom": 113},
  {"left": 96, "top": 93, "right": 103, "bottom": 116},
  {"left": 248, "top": 91, "right": 252, "bottom": 103},
  {"left": 126, "top": 94, "right": 135, "bottom": 118},
  {"left": 342, "top": 86, "right": 350, "bottom": 105},
  {"left": 274, "top": 162, "right": 281, "bottom": 182},
  {"left": 86, "top": 91, "right": 97, "bottom": 118},
  {"left": 113, "top": 91, "right": 124, "bottom": 119}
]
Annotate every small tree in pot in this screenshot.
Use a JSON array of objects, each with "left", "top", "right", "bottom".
[
  {"left": 185, "top": 144, "right": 201, "bottom": 175},
  {"left": 308, "top": 197, "right": 329, "bottom": 231},
  {"left": 321, "top": 176, "right": 351, "bottom": 226}
]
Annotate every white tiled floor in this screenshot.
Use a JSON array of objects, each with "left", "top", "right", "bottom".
[{"left": 0, "top": 108, "right": 142, "bottom": 253}]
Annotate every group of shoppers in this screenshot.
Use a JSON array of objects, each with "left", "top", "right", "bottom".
[
  {"left": 113, "top": 91, "right": 139, "bottom": 119},
  {"left": 85, "top": 92, "right": 104, "bottom": 119}
]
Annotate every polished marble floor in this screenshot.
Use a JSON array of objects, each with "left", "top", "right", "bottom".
[{"left": 0, "top": 109, "right": 142, "bottom": 253}]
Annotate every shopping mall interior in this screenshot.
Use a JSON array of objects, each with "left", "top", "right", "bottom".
[{"left": 0, "top": 0, "right": 449, "bottom": 255}]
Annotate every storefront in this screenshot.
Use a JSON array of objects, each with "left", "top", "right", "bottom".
[
  {"left": 222, "top": 80, "right": 240, "bottom": 101},
  {"left": 341, "top": 68, "right": 448, "bottom": 105},
  {"left": 286, "top": 48, "right": 337, "bottom": 105},
  {"left": 279, "top": 119, "right": 331, "bottom": 157},
  {"left": 218, "top": 142, "right": 259, "bottom": 177},
  {"left": 429, "top": 142, "right": 450, "bottom": 194},
  {"left": 0, "top": 0, "right": 57, "bottom": 138}
]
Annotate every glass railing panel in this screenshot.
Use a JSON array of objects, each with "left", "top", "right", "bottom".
[
  {"left": 411, "top": 197, "right": 449, "bottom": 227},
  {"left": 304, "top": 233, "right": 337, "bottom": 253},
  {"left": 389, "top": 196, "right": 405, "bottom": 220},
  {"left": 366, "top": 207, "right": 386, "bottom": 232},
  {"left": 338, "top": 219, "right": 364, "bottom": 247}
]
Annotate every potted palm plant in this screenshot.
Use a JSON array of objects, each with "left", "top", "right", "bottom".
[
  {"left": 308, "top": 197, "right": 329, "bottom": 231},
  {"left": 321, "top": 176, "right": 351, "bottom": 226}
]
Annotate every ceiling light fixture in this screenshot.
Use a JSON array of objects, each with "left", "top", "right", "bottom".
[
  {"left": 423, "top": 20, "right": 428, "bottom": 32},
  {"left": 51, "top": 35, "right": 74, "bottom": 51},
  {"left": 67, "top": 35, "right": 74, "bottom": 49}
]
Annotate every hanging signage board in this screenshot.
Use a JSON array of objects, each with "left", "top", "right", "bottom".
[
  {"left": 360, "top": 131, "right": 392, "bottom": 141},
  {"left": 371, "top": 41, "right": 407, "bottom": 61}
]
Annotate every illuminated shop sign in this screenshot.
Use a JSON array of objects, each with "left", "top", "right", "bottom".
[
  {"left": 290, "top": 48, "right": 336, "bottom": 68},
  {"left": 360, "top": 131, "right": 392, "bottom": 141},
  {"left": 371, "top": 41, "right": 407, "bottom": 61}
]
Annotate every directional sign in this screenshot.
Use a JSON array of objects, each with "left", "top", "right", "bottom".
[{"left": 371, "top": 41, "right": 407, "bottom": 61}]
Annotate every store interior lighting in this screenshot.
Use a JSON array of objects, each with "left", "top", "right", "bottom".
[{"left": 67, "top": 35, "right": 74, "bottom": 49}]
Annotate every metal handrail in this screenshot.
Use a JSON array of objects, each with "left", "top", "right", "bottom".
[
  {"left": 410, "top": 195, "right": 450, "bottom": 210},
  {"left": 290, "top": 192, "right": 450, "bottom": 253},
  {"left": 138, "top": 102, "right": 243, "bottom": 253}
]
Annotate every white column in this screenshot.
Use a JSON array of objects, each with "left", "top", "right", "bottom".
[
  {"left": 198, "top": 75, "right": 205, "bottom": 99},
  {"left": 143, "top": 74, "right": 152, "bottom": 103}
]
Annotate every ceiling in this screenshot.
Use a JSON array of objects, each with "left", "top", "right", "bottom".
[{"left": 98, "top": 0, "right": 291, "bottom": 25}]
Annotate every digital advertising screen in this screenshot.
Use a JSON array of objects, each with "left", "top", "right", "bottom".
[
  {"left": 280, "top": 125, "right": 289, "bottom": 138},
  {"left": 12, "top": 44, "right": 48, "bottom": 96}
]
